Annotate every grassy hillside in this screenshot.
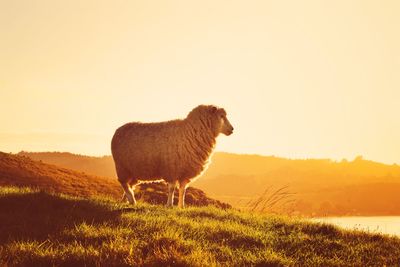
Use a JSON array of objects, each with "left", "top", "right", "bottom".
[
  {"left": 0, "top": 152, "right": 229, "bottom": 208},
  {"left": 19, "top": 151, "right": 400, "bottom": 215},
  {"left": 1, "top": 187, "right": 400, "bottom": 266},
  {"left": 1, "top": 152, "right": 120, "bottom": 198}
]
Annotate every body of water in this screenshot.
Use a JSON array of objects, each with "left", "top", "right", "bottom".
[{"left": 311, "top": 216, "right": 400, "bottom": 237}]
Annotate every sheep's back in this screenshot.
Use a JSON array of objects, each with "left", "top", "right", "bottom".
[{"left": 111, "top": 121, "right": 183, "bottom": 180}]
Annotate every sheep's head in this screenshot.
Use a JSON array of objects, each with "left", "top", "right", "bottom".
[
  {"left": 188, "top": 105, "right": 234, "bottom": 136},
  {"left": 212, "top": 106, "right": 234, "bottom": 136}
]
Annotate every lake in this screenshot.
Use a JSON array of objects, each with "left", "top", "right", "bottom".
[{"left": 311, "top": 216, "right": 400, "bottom": 237}]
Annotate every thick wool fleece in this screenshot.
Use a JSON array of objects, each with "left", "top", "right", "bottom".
[{"left": 111, "top": 105, "right": 225, "bottom": 185}]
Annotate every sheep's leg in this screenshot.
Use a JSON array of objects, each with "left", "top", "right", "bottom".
[
  {"left": 120, "top": 182, "right": 136, "bottom": 205},
  {"left": 178, "top": 180, "right": 189, "bottom": 208},
  {"left": 115, "top": 165, "right": 135, "bottom": 204},
  {"left": 166, "top": 182, "right": 176, "bottom": 207},
  {"left": 121, "top": 193, "right": 128, "bottom": 202}
]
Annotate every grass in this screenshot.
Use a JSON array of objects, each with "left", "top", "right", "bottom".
[
  {"left": 246, "top": 185, "right": 296, "bottom": 214},
  {"left": 1, "top": 187, "right": 400, "bottom": 266}
]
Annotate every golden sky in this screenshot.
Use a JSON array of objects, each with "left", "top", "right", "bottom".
[{"left": 0, "top": 1, "right": 399, "bottom": 163}]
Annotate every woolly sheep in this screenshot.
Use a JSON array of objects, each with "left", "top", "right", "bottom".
[{"left": 111, "top": 105, "right": 234, "bottom": 208}]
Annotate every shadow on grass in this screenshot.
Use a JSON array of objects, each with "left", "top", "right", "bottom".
[{"left": 0, "top": 191, "right": 120, "bottom": 243}]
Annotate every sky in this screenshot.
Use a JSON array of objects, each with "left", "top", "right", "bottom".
[{"left": 0, "top": 0, "right": 399, "bottom": 164}]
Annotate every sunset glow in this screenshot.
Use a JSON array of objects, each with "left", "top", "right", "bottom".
[{"left": 1, "top": 1, "right": 399, "bottom": 163}]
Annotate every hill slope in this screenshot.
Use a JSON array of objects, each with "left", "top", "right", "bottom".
[
  {"left": 19, "top": 151, "right": 116, "bottom": 178},
  {"left": 19, "top": 151, "right": 400, "bottom": 215},
  {"left": 0, "top": 152, "right": 120, "bottom": 198},
  {"left": 0, "top": 187, "right": 399, "bottom": 266},
  {"left": 0, "top": 152, "right": 229, "bottom": 208}
]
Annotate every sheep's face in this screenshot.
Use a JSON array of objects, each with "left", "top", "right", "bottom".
[
  {"left": 220, "top": 114, "right": 234, "bottom": 136},
  {"left": 213, "top": 107, "right": 234, "bottom": 136}
]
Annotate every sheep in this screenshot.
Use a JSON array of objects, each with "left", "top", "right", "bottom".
[{"left": 111, "top": 105, "right": 234, "bottom": 208}]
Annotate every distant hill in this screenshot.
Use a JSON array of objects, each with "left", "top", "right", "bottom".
[
  {"left": 0, "top": 152, "right": 230, "bottom": 208},
  {"left": 195, "top": 153, "right": 400, "bottom": 215},
  {"left": 18, "top": 151, "right": 400, "bottom": 215}
]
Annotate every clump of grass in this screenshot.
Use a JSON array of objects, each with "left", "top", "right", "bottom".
[
  {"left": 0, "top": 186, "right": 399, "bottom": 266},
  {"left": 246, "top": 185, "right": 296, "bottom": 213}
]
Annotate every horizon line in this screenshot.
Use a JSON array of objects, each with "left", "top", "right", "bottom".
[{"left": 10, "top": 149, "right": 399, "bottom": 166}]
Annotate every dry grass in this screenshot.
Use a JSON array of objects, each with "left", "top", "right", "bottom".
[{"left": 246, "top": 185, "right": 296, "bottom": 214}]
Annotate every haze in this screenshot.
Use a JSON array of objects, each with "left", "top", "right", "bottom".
[{"left": 1, "top": 1, "right": 399, "bottom": 164}]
